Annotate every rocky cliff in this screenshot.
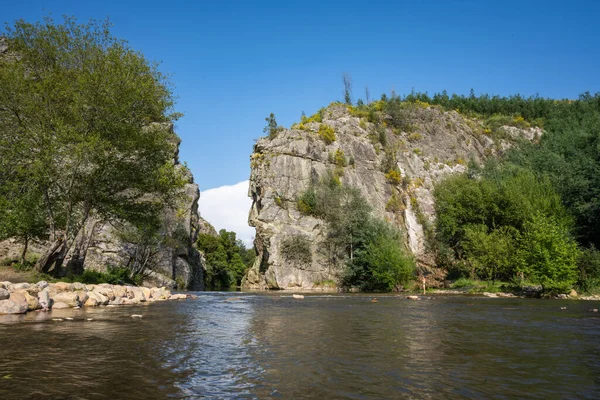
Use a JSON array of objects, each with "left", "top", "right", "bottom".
[{"left": 243, "top": 103, "right": 540, "bottom": 290}]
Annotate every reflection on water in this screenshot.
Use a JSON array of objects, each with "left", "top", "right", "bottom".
[{"left": 1, "top": 294, "right": 599, "bottom": 399}]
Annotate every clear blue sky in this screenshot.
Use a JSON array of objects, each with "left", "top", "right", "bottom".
[{"left": 3, "top": 0, "right": 600, "bottom": 190}]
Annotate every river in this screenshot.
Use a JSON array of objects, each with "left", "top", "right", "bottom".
[{"left": 0, "top": 293, "right": 599, "bottom": 399}]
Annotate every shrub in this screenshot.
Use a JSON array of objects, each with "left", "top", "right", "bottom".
[
  {"left": 342, "top": 220, "right": 415, "bottom": 291},
  {"left": 385, "top": 170, "right": 401, "bottom": 184},
  {"left": 577, "top": 246, "right": 600, "bottom": 293},
  {"left": 318, "top": 124, "right": 336, "bottom": 144},
  {"left": 385, "top": 192, "right": 404, "bottom": 213},
  {"left": 281, "top": 235, "right": 312, "bottom": 265},
  {"left": 69, "top": 266, "right": 142, "bottom": 286},
  {"left": 297, "top": 186, "right": 317, "bottom": 215},
  {"left": 407, "top": 132, "right": 423, "bottom": 142},
  {"left": 334, "top": 149, "right": 347, "bottom": 167}
]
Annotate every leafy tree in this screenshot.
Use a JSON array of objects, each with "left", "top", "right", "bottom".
[
  {"left": 0, "top": 16, "right": 185, "bottom": 275},
  {"left": 462, "top": 225, "right": 516, "bottom": 281},
  {"left": 343, "top": 73, "right": 352, "bottom": 105},
  {"left": 264, "top": 113, "right": 280, "bottom": 138},
  {"left": 196, "top": 229, "right": 254, "bottom": 289},
  {"left": 514, "top": 214, "right": 579, "bottom": 292},
  {"left": 0, "top": 184, "right": 46, "bottom": 264},
  {"left": 344, "top": 220, "right": 415, "bottom": 291}
]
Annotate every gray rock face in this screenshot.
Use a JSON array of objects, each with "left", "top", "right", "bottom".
[
  {"left": 0, "top": 37, "right": 7, "bottom": 54},
  {"left": 243, "top": 104, "right": 540, "bottom": 290},
  {"left": 0, "top": 288, "right": 9, "bottom": 300}
]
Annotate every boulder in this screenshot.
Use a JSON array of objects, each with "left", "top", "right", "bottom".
[
  {"left": 0, "top": 299, "right": 28, "bottom": 314},
  {"left": 52, "top": 302, "right": 70, "bottom": 309},
  {"left": 569, "top": 289, "right": 578, "bottom": 298},
  {"left": 72, "top": 282, "right": 86, "bottom": 291},
  {"left": 122, "top": 297, "right": 139, "bottom": 305},
  {"left": 75, "top": 290, "right": 89, "bottom": 304},
  {"left": 54, "top": 282, "right": 73, "bottom": 292},
  {"left": 128, "top": 287, "right": 146, "bottom": 302},
  {"left": 483, "top": 292, "right": 498, "bottom": 298},
  {"left": 169, "top": 294, "right": 187, "bottom": 300},
  {"left": 25, "top": 285, "right": 41, "bottom": 295},
  {"left": 112, "top": 285, "right": 127, "bottom": 298},
  {"left": 36, "top": 281, "right": 49, "bottom": 290},
  {"left": 0, "top": 282, "right": 14, "bottom": 291},
  {"left": 19, "top": 291, "right": 40, "bottom": 311},
  {"left": 109, "top": 297, "right": 125, "bottom": 306},
  {"left": 93, "top": 286, "right": 115, "bottom": 301},
  {"left": 0, "top": 288, "right": 9, "bottom": 300},
  {"left": 141, "top": 287, "right": 151, "bottom": 300},
  {"left": 12, "top": 282, "right": 30, "bottom": 290},
  {"left": 0, "top": 292, "right": 29, "bottom": 314},
  {"left": 84, "top": 296, "right": 99, "bottom": 307},
  {"left": 85, "top": 291, "right": 108, "bottom": 306},
  {"left": 38, "top": 290, "right": 51, "bottom": 310},
  {"left": 406, "top": 295, "right": 420, "bottom": 300},
  {"left": 52, "top": 292, "right": 80, "bottom": 307}
]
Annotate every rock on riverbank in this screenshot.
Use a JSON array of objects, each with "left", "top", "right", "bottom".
[{"left": 0, "top": 281, "right": 192, "bottom": 315}]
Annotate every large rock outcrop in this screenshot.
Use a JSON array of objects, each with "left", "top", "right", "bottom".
[{"left": 243, "top": 103, "right": 541, "bottom": 290}]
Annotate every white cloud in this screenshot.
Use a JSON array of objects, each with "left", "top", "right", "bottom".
[{"left": 198, "top": 180, "right": 255, "bottom": 247}]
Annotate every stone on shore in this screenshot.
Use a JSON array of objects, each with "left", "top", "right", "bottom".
[
  {"left": 38, "top": 290, "right": 51, "bottom": 310},
  {"left": 0, "top": 280, "right": 186, "bottom": 314},
  {"left": 36, "top": 281, "right": 49, "bottom": 290},
  {"left": 406, "top": 295, "right": 420, "bottom": 300},
  {"left": 19, "top": 291, "right": 40, "bottom": 311},
  {"left": 52, "top": 292, "right": 81, "bottom": 308},
  {"left": 0, "top": 292, "right": 29, "bottom": 314},
  {"left": 12, "top": 282, "right": 30, "bottom": 290},
  {"left": 75, "top": 290, "right": 89, "bottom": 305},
  {"left": 54, "top": 282, "right": 73, "bottom": 292}
]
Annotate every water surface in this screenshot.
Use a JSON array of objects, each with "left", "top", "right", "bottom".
[{"left": 1, "top": 293, "right": 599, "bottom": 399}]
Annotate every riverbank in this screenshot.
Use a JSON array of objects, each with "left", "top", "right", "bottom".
[{"left": 0, "top": 280, "right": 192, "bottom": 315}]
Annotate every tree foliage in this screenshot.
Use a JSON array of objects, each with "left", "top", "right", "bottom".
[
  {"left": 196, "top": 229, "right": 255, "bottom": 289},
  {"left": 434, "top": 163, "right": 580, "bottom": 289},
  {"left": 0, "top": 16, "right": 185, "bottom": 275},
  {"left": 297, "top": 174, "right": 415, "bottom": 291}
]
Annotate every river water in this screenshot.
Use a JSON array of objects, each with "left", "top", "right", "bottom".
[{"left": 0, "top": 293, "right": 599, "bottom": 399}]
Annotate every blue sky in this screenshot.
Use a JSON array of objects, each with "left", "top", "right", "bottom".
[{"left": 3, "top": 0, "right": 600, "bottom": 241}]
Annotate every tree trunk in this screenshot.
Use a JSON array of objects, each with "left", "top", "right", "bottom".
[
  {"left": 35, "top": 237, "right": 65, "bottom": 275},
  {"left": 20, "top": 235, "right": 29, "bottom": 265}
]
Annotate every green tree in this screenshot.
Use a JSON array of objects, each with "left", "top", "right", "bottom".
[
  {"left": 264, "top": 113, "right": 280, "bottom": 138},
  {"left": 343, "top": 73, "right": 353, "bottom": 105},
  {"left": 0, "top": 16, "right": 185, "bottom": 275},
  {"left": 196, "top": 229, "right": 254, "bottom": 289},
  {"left": 514, "top": 214, "right": 579, "bottom": 292}
]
